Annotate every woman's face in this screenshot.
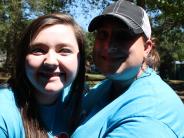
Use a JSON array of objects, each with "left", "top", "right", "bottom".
[
  {"left": 25, "top": 24, "right": 79, "bottom": 104},
  {"left": 93, "top": 20, "right": 148, "bottom": 81}
]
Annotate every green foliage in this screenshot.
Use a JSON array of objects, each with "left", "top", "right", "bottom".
[
  {"left": 84, "top": 32, "right": 95, "bottom": 63},
  {"left": 26, "top": 0, "right": 67, "bottom": 15},
  {"left": 0, "top": 0, "right": 67, "bottom": 73},
  {"left": 147, "top": 0, "right": 184, "bottom": 30},
  {"left": 0, "top": 0, "right": 27, "bottom": 72},
  {"left": 145, "top": 0, "right": 184, "bottom": 79},
  {"left": 0, "top": 0, "right": 184, "bottom": 80}
]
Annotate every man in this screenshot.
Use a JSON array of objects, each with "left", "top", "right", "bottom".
[{"left": 72, "top": 0, "right": 184, "bottom": 137}]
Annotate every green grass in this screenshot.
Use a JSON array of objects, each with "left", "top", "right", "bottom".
[
  {"left": 85, "top": 73, "right": 105, "bottom": 81},
  {"left": 85, "top": 73, "right": 105, "bottom": 87},
  {"left": 0, "top": 72, "right": 10, "bottom": 83},
  {"left": 0, "top": 77, "right": 9, "bottom": 83}
]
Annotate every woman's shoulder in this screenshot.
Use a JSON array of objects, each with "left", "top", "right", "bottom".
[
  {"left": 0, "top": 84, "right": 15, "bottom": 103},
  {"left": 0, "top": 84, "right": 18, "bottom": 115},
  {"left": 0, "top": 84, "right": 24, "bottom": 138}
]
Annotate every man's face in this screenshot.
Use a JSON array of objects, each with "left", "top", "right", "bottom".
[{"left": 93, "top": 20, "right": 146, "bottom": 80}]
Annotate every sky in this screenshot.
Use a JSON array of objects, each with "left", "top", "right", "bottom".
[
  {"left": 65, "top": 0, "right": 160, "bottom": 31},
  {"left": 23, "top": 0, "right": 157, "bottom": 31},
  {"left": 65, "top": 0, "right": 112, "bottom": 31},
  {"left": 23, "top": 0, "right": 109, "bottom": 31}
]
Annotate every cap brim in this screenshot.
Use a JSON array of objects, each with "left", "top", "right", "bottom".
[
  {"left": 88, "top": 15, "right": 107, "bottom": 32},
  {"left": 88, "top": 14, "right": 132, "bottom": 32},
  {"left": 88, "top": 13, "right": 143, "bottom": 36}
]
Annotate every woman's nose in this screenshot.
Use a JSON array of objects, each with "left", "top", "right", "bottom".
[{"left": 43, "top": 51, "right": 59, "bottom": 69}]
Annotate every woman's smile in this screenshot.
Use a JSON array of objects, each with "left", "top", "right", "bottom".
[
  {"left": 25, "top": 24, "right": 79, "bottom": 100},
  {"left": 39, "top": 71, "right": 65, "bottom": 81}
]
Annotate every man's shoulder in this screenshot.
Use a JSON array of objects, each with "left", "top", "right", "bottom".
[{"left": 82, "top": 80, "right": 111, "bottom": 110}]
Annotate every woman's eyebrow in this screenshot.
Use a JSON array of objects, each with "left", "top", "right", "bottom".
[{"left": 29, "top": 42, "right": 46, "bottom": 47}]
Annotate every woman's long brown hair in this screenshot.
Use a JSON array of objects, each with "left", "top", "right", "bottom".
[{"left": 8, "top": 13, "right": 85, "bottom": 137}]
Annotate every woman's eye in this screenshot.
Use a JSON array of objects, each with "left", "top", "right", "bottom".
[
  {"left": 58, "top": 48, "right": 72, "bottom": 55},
  {"left": 29, "top": 48, "right": 46, "bottom": 55}
]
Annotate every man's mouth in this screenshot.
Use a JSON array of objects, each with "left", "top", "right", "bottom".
[{"left": 100, "top": 55, "right": 128, "bottom": 61}]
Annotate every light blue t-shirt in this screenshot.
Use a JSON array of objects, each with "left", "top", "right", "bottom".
[
  {"left": 39, "top": 88, "right": 71, "bottom": 138},
  {"left": 0, "top": 86, "right": 25, "bottom": 138},
  {"left": 0, "top": 85, "right": 71, "bottom": 138},
  {"left": 72, "top": 68, "right": 184, "bottom": 138}
]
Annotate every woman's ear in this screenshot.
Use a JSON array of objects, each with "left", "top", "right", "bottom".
[{"left": 144, "top": 39, "right": 153, "bottom": 57}]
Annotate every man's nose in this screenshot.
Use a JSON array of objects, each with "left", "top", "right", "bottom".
[
  {"left": 102, "top": 35, "right": 113, "bottom": 52},
  {"left": 99, "top": 37, "right": 115, "bottom": 58},
  {"left": 107, "top": 36, "right": 119, "bottom": 54}
]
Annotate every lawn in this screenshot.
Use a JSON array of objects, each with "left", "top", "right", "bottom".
[
  {"left": 86, "top": 73, "right": 184, "bottom": 102},
  {"left": 0, "top": 73, "right": 183, "bottom": 102}
]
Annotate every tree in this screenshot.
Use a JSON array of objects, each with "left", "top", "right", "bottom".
[
  {"left": 0, "top": 0, "right": 26, "bottom": 73},
  {"left": 146, "top": 0, "right": 184, "bottom": 79},
  {"left": 25, "top": 0, "right": 67, "bottom": 15},
  {"left": 0, "top": 0, "right": 184, "bottom": 79},
  {"left": 0, "top": 0, "right": 68, "bottom": 73},
  {"left": 84, "top": 32, "right": 95, "bottom": 63}
]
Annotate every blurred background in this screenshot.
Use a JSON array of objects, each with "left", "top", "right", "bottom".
[{"left": 0, "top": 0, "right": 183, "bottom": 101}]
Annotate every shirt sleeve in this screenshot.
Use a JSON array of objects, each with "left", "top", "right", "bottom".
[
  {"left": 104, "top": 116, "right": 176, "bottom": 138},
  {"left": 0, "top": 103, "right": 25, "bottom": 138},
  {"left": 0, "top": 116, "right": 8, "bottom": 138},
  {"left": 0, "top": 129, "right": 7, "bottom": 138}
]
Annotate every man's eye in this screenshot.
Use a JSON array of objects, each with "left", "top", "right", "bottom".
[
  {"left": 96, "top": 30, "right": 108, "bottom": 40},
  {"left": 113, "top": 30, "right": 133, "bottom": 41}
]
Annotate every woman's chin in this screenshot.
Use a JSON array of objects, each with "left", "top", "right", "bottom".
[{"left": 43, "top": 83, "right": 64, "bottom": 95}]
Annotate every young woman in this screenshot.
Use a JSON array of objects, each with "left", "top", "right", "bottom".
[
  {"left": 0, "top": 13, "right": 85, "bottom": 138},
  {"left": 72, "top": 0, "right": 184, "bottom": 138}
]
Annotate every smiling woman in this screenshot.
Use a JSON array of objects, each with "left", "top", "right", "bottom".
[
  {"left": 25, "top": 24, "right": 80, "bottom": 105},
  {"left": 0, "top": 13, "right": 85, "bottom": 138}
]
